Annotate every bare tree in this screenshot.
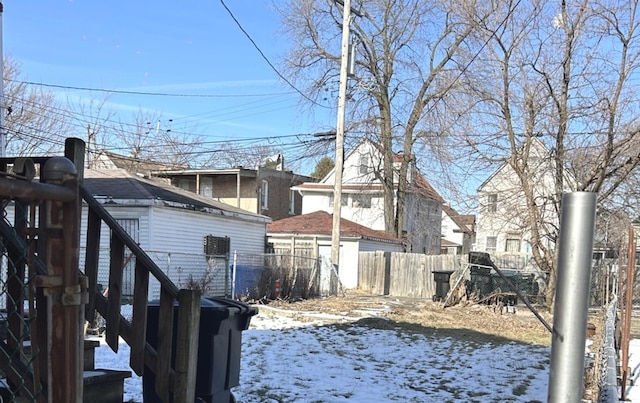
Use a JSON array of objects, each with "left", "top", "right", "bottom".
[
  {"left": 451, "top": 0, "right": 640, "bottom": 305},
  {"left": 65, "top": 92, "right": 116, "bottom": 168},
  {"left": 278, "top": 0, "right": 482, "bottom": 237},
  {"left": 201, "top": 141, "right": 278, "bottom": 170},
  {"left": 110, "top": 110, "right": 204, "bottom": 168},
  {"left": 3, "top": 56, "right": 70, "bottom": 156}
]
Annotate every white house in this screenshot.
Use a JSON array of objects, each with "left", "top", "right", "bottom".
[
  {"left": 475, "top": 139, "right": 573, "bottom": 260},
  {"left": 267, "top": 210, "right": 404, "bottom": 290},
  {"left": 81, "top": 169, "right": 271, "bottom": 299},
  {"left": 293, "top": 138, "right": 444, "bottom": 254},
  {"left": 441, "top": 205, "right": 475, "bottom": 255}
]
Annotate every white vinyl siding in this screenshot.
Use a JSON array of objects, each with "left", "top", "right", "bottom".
[{"left": 149, "top": 206, "right": 266, "bottom": 256}]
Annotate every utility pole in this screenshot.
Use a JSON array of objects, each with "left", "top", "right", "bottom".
[
  {"left": 86, "top": 124, "right": 94, "bottom": 168},
  {"left": 331, "top": 0, "right": 352, "bottom": 271}
]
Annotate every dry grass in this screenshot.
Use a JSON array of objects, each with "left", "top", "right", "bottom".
[{"left": 265, "top": 290, "right": 553, "bottom": 346}]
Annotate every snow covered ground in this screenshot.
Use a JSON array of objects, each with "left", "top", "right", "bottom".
[
  {"left": 94, "top": 310, "right": 552, "bottom": 402},
  {"left": 622, "top": 339, "right": 640, "bottom": 402}
]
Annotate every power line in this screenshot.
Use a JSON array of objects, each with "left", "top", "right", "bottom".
[
  {"left": 218, "top": 0, "right": 330, "bottom": 109},
  {"left": 8, "top": 79, "right": 295, "bottom": 98}
]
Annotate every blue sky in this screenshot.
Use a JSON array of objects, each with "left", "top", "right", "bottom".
[{"left": 4, "top": 0, "right": 335, "bottom": 170}]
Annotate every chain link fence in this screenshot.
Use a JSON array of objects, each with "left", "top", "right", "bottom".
[
  {"left": 0, "top": 211, "right": 43, "bottom": 401},
  {"left": 231, "top": 253, "right": 321, "bottom": 301},
  {"left": 80, "top": 248, "right": 322, "bottom": 307}
]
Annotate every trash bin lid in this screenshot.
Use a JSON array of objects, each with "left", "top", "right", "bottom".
[{"left": 205, "top": 297, "right": 258, "bottom": 317}]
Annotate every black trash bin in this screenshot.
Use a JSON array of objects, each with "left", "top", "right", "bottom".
[
  {"left": 432, "top": 270, "right": 454, "bottom": 302},
  {"left": 143, "top": 297, "right": 258, "bottom": 403}
]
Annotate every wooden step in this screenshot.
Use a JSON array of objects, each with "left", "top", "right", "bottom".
[
  {"left": 2, "top": 338, "right": 131, "bottom": 403},
  {"left": 83, "top": 369, "right": 131, "bottom": 403}
]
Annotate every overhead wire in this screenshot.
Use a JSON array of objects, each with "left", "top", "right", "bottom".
[
  {"left": 3, "top": 90, "right": 303, "bottom": 141},
  {"left": 9, "top": 79, "right": 295, "bottom": 98},
  {"left": 218, "top": 0, "right": 329, "bottom": 109},
  {"left": 6, "top": 1, "right": 531, "bottom": 168}
]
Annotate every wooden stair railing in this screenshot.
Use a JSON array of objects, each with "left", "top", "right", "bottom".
[
  {"left": 0, "top": 138, "right": 201, "bottom": 402},
  {"left": 80, "top": 185, "right": 201, "bottom": 403}
]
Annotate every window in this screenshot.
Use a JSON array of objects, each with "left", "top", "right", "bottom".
[
  {"left": 505, "top": 238, "right": 521, "bottom": 253},
  {"left": 116, "top": 219, "right": 139, "bottom": 298},
  {"left": 359, "top": 155, "right": 369, "bottom": 175},
  {"left": 261, "top": 180, "right": 269, "bottom": 210},
  {"left": 289, "top": 189, "right": 295, "bottom": 214},
  {"left": 329, "top": 193, "right": 348, "bottom": 207},
  {"left": 199, "top": 177, "right": 213, "bottom": 198},
  {"left": 352, "top": 193, "right": 371, "bottom": 208},
  {"left": 486, "top": 236, "right": 497, "bottom": 253},
  {"left": 487, "top": 193, "right": 498, "bottom": 213}
]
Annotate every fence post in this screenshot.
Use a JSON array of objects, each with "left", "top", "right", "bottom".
[
  {"left": 383, "top": 251, "right": 391, "bottom": 295},
  {"left": 41, "top": 155, "right": 83, "bottom": 402}
]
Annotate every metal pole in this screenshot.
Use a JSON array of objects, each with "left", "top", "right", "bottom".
[
  {"left": 620, "top": 226, "right": 635, "bottom": 399},
  {"left": 0, "top": 2, "right": 5, "bottom": 157},
  {"left": 331, "top": 0, "right": 351, "bottom": 271},
  {"left": 548, "top": 192, "right": 597, "bottom": 403},
  {"left": 232, "top": 250, "right": 237, "bottom": 300}
]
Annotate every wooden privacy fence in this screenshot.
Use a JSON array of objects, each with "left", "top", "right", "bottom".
[{"left": 359, "top": 252, "right": 462, "bottom": 298}]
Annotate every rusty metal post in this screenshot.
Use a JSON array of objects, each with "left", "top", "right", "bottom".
[
  {"left": 621, "top": 226, "right": 636, "bottom": 399},
  {"left": 41, "top": 156, "right": 82, "bottom": 403}
]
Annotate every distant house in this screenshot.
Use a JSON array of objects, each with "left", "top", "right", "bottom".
[
  {"left": 81, "top": 169, "right": 270, "bottom": 299},
  {"left": 91, "top": 150, "right": 188, "bottom": 172},
  {"left": 475, "top": 139, "right": 573, "bottom": 260},
  {"left": 292, "top": 138, "right": 444, "bottom": 254},
  {"left": 151, "top": 164, "right": 316, "bottom": 221},
  {"left": 441, "top": 205, "right": 475, "bottom": 255},
  {"left": 267, "top": 210, "right": 403, "bottom": 290}
]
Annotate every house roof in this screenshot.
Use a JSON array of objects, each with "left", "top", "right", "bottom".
[
  {"left": 82, "top": 169, "right": 270, "bottom": 223},
  {"left": 94, "top": 150, "right": 188, "bottom": 172},
  {"left": 442, "top": 204, "right": 475, "bottom": 233},
  {"left": 150, "top": 166, "right": 316, "bottom": 183},
  {"left": 441, "top": 239, "right": 461, "bottom": 248},
  {"left": 458, "top": 214, "right": 476, "bottom": 228},
  {"left": 151, "top": 167, "right": 258, "bottom": 178},
  {"left": 413, "top": 172, "right": 444, "bottom": 202},
  {"left": 267, "top": 210, "right": 402, "bottom": 244},
  {"left": 476, "top": 137, "right": 576, "bottom": 192}
]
